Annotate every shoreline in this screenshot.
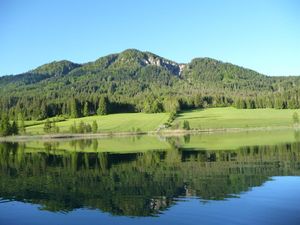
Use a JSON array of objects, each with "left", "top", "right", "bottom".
[{"left": 0, "top": 126, "right": 297, "bottom": 142}]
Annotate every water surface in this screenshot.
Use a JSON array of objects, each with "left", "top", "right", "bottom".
[{"left": 1, "top": 130, "right": 300, "bottom": 225}]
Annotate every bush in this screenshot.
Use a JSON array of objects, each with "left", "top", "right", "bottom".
[
  {"left": 85, "top": 124, "right": 92, "bottom": 133},
  {"left": 70, "top": 121, "right": 94, "bottom": 134},
  {"left": 70, "top": 122, "right": 77, "bottom": 133},
  {"left": 183, "top": 120, "right": 190, "bottom": 130},
  {"left": 44, "top": 119, "right": 52, "bottom": 133},
  {"left": 92, "top": 121, "right": 98, "bottom": 133},
  {"left": 44, "top": 119, "right": 59, "bottom": 133},
  {"left": 168, "top": 111, "right": 177, "bottom": 123},
  {"left": 78, "top": 121, "right": 85, "bottom": 133}
]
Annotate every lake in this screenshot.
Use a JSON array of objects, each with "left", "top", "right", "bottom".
[{"left": 1, "top": 130, "right": 300, "bottom": 225}]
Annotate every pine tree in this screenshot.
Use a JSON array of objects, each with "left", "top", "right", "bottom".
[
  {"left": 11, "top": 121, "right": 19, "bottom": 135},
  {"left": 163, "top": 98, "right": 180, "bottom": 113},
  {"left": 39, "top": 103, "right": 48, "bottom": 120},
  {"left": 18, "top": 113, "right": 26, "bottom": 134},
  {"left": 0, "top": 115, "right": 11, "bottom": 136},
  {"left": 183, "top": 120, "right": 190, "bottom": 130},
  {"left": 194, "top": 94, "right": 203, "bottom": 108},
  {"left": 97, "top": 96, "right": 109, "bottom": 115},
  {"left": 44, "top": 119, "right": 52, "bottom": 133},
  {"left": 83, "top": 101, "right": 89, "bottom": 117},
  {"left": 92, "top": 121, "right": 98, "bottom": 133},
  {"left": 70, "top": 99, "right": 80, "bottom": 118},
  {"left": 52, "top": 120, "right": 59, "bottom": 133},
  {"left": 85, "top": 123, "right": 92, "bottom": 133},
  {"left": 78, "top": 121, "right": 85, "bottom": 133}
]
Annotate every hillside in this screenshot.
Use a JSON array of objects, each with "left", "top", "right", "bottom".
[{"left": 0, "top": 49, "right": 300, "bottom": 120}]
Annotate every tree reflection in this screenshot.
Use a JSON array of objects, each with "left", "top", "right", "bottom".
[{"left": 0, "top": 140, "right": 300, "bottom": 216}]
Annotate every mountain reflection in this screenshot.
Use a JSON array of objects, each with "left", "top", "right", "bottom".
[{"left": 0, "top": 140, "right": 300, "bottom": 216}]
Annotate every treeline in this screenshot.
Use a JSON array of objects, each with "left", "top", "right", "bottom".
[
  {"left": 235, "top": 91, "right": 300, "bottom": 109},
  {"left": 0, "top": 115, "right": 20, "bottom": 136},
  {"left": 1, "top": 90, "right": 300, "bottom": 121}
]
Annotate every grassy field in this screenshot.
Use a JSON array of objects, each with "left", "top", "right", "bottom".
[
  {"left": 23, "top": 107, "right": 300, "bottom": 135},
  {"left": 25, "top": 112, "right": 169, "bottom": 135},
  {"left": 174, "top": 107, "right": 300, "bottom": 130}
]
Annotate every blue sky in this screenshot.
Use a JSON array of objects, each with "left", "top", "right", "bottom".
[{"left": 0, "top": 0, "right": 299, "bottom": 76}]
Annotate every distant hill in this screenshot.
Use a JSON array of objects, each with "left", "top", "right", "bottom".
[{"left": 0, "top": 49, "right": 299, "bottom": 119}]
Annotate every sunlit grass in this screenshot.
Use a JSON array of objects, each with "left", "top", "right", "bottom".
[
  {"left": 174, "top": 107, "right": 300, "bottom": 129},
  {"left": 24, "top": 107, "right": 300, "bottom": 135},
  {"left": 25, "top": 112, "right": 169, "bottom": 135}
]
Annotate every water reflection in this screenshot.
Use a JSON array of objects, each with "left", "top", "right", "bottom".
[{"left": 0, "top": 138, "right": 300, "bottom": 217}]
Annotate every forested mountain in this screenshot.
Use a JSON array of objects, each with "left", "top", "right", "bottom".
[{"left": 1, "top": 49, "right": 300, "bottom": 120}]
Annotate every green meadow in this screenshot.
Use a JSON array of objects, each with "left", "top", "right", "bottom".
[
  {"left": 25, "top": 112, "right": 169, "bottom": 135},
  {"left": 22, "top": 107, "right": 300, "bottom": 135},
  {"left": 174, "top": 107, "right": 300, "bottom": 130}
]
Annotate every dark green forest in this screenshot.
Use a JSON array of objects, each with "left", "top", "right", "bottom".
[{"left": 1, "top": 49, "right": 300, "bottom": 120}]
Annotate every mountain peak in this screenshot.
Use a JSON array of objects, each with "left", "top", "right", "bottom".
[
  {"left": 115, "top": 49, "right": 184, "bottom": 75},
  {"left": 31, "top": 60, "right": 81, "bottom": 77}
]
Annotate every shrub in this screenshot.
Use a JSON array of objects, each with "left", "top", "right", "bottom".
[
  {"left": 92, "top": 121, "right": 98, "bottom": 133},
  {"left": 183, "top": 120, "right": 190, "bottom": 130},
  {"left": 70, "top": 121, "right": 94, "bottom": 133}
]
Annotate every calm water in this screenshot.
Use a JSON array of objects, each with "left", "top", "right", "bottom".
[{"left": 1, "top": 131, "right": 300, "bottom": 225}]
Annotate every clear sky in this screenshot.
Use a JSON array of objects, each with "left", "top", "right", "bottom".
[{"left": 0, "top": 0, "right": 299, "bottom": 76}]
